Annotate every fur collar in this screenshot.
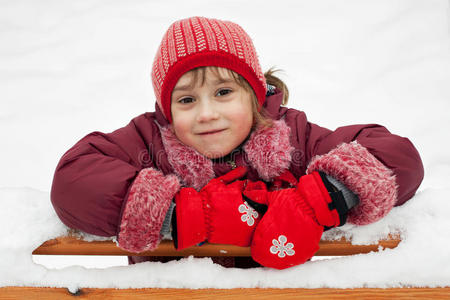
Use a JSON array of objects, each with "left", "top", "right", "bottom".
[{"left": 160, "top": 119, "right": 294, "bottom": 190}]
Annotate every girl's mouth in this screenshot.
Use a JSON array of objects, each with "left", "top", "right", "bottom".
[{"left": 198, "top": 129, "right": 226, "bottom": 135}]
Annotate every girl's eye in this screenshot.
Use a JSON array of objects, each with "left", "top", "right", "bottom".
[
  {"left": 178, "top": 97, "right": 195, "bottom": 104},
  {"left": 216, "top": 89, "right": 232, "bottom": 97}
]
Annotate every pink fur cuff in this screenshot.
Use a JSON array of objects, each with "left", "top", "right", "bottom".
[
  {"left": 118, "top": 168, "right": 180, "bottom": 253},
  {"left": 307, "top": 141, "right": 398, "bottom": 225},
  {"left": 244, "top": 120, "right": 294, "bottom": 181}
]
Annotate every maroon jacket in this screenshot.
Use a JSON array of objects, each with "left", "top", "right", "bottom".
[{"left": 51, "top": 90, "right": 424, "bottom": 246}]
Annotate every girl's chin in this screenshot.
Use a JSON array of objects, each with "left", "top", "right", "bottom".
[{"left": 199, "top": 148, "right": 233, "bottom": 159}]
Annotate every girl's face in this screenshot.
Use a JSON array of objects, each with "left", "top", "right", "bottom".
[{"left": 171, "top": 67, "right": 254, "bottom": 159}]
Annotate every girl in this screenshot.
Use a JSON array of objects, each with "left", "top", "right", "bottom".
[{"left": 51, "top": 16, "right": 424, "bottom": 269}]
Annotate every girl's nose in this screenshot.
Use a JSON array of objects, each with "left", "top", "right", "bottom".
[{"left": 196, "top": 99, "right": 219, "bottom": 122}]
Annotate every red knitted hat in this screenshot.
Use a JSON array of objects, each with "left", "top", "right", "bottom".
[{"left": 151, "top": 16, "right": 267, "bottom": 123}]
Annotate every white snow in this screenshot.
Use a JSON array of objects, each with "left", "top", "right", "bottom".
[{"left": 1, "top": 0, "right": 449, "bottom": 289}]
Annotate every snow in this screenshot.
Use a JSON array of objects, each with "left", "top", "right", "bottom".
[{"left": 1, "top": 0, "right": 449, "bottom": 289}]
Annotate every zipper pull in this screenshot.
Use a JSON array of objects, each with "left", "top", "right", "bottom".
[{"left": 226, "top": 159, "right": 237, "bottom": 169}]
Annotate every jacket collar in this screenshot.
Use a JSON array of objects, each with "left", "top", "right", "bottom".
[{"left": 159, "top": 117, "right": 294, "bottom": 190}]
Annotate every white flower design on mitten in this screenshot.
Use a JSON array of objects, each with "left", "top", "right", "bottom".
[
  {"left": 238, "top": 202, "right": 259, "bottom": 226},
  {"left": 270, "top": 235, "right": 295, "bottom": 258}
]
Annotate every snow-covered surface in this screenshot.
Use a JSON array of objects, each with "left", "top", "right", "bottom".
[{"left": 1, "top": 0, "right": 449, "bottom": 289}]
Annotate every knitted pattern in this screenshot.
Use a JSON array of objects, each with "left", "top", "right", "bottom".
[{"left": 151, "top": 16, "right": 267, "bottom": 122}]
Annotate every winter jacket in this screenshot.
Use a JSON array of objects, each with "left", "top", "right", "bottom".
[{"left": 50, "top": 90, "right": 424, "bottom": 251}]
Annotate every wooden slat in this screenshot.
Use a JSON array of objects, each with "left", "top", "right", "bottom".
[
  {"left": 1, "top": 287, "right": 449, "bottom": 299},
  {"left": 32, "top": 236, "right": 401, "bottom": 257}
]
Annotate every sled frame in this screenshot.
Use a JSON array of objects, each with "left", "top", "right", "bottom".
[{"left": 1, "top": 236, "right": 448, "bottom": 299}]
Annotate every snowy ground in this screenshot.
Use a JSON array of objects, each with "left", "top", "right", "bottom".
[{"left": 1, "top": 0, "right": 449, "bottom": 289}]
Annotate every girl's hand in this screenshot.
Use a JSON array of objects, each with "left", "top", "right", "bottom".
[
  {"left": 244, "top": 171, "right": 355, "bottom": 269},
  {"left": 174, "top": 167, "right": 264, "bottom": 250}
]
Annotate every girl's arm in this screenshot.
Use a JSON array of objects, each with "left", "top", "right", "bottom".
[
  {"left": 50, "top": 114, "right": 178, "bottom": 247},
  {"left": 287, "top": 109, "right": 424, "bottom": 225}
]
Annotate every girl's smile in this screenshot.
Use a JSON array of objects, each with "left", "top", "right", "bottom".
[
  {"left": 197, "top": 129, "right": 226, "bottom": 135},
  {"left": 171, "top": 67, "right": 254, "bottom": 159}
]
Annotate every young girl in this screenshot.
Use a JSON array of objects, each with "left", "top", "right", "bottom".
[{"left": 51, "top": 16, "right": 424, "bottom": 269}]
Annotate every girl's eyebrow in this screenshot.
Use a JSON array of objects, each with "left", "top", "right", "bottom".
[
  {"left": 213, "top": 78, "right": 234, "bottom": 85},
  {"left": 173, "top": 84, "right": 192, "bottom": 93}
]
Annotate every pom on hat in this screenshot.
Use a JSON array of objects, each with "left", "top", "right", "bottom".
[{"left": 151, "top": 16, "right": 267, "bottom": 123}]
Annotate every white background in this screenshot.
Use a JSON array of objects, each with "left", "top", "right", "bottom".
[{"left": 0, "top": 0, "right": 449, "bottom": 289}]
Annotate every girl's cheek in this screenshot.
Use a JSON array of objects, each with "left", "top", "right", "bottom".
[{"left": 172, "top": 115, "right": 193, "bottom": 136}]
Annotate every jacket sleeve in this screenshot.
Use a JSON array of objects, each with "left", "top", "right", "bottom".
[
  {"left": 51, "top": 114, "right": 165, "bottom": 237},
  {"left": 287, "top": 109, "right": 424, "bottom": 225}
]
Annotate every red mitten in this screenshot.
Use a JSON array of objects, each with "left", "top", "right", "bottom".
[
  {"left": 175, "top": 167, "right": 263, "bottom": 250},
  {"left": 245, "top": 171, "right": 344, "bottom": 269}
]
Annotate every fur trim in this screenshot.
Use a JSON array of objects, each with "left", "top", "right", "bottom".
[
  {"left": 244, "top": 120, "right": 294, "bottom": 181},
  {"left": 307, "top": 141, "right": 398, "bottom": 225},
  {"left": 160, "top": 120, "right": 294, "bottom": 188},
  {"left": 160, "top": 127, "right": 215, "bottom": 191},
  {"left": 118, "top": 168, "right": 180, "bottom": 253}
]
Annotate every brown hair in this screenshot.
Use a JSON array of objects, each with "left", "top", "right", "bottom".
[
  {"left": 264, "top": 67, "right": 289, "bottom": 105},
  {"left": 177, "top": 66, "right": 289, "bottom": 129}
]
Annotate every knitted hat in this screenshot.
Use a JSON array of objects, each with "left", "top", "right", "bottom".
[{"left": 151, "top": 16, "right": 267, "bottom": 123}]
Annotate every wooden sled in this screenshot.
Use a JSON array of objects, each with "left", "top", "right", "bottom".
[{"left": 1, "top": 235, "right": 449, "bottom": 299}]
